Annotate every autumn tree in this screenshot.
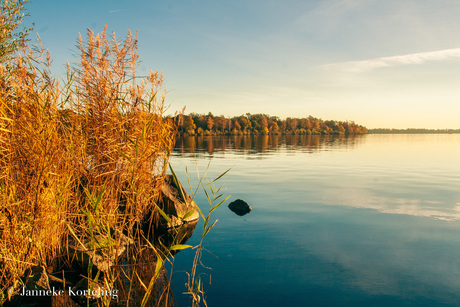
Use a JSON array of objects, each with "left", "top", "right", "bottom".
[
  {"left": 206, "top": 114, "right": 214, "bottom": 131},
  {"left": 184, "top": 115, "right": 196, "bottom": 134},
  {"left": 233, "top": 119, "right": 241, "bottom": 131},
  {"left": 269, "top": 121, "right": 279, "bottom": 134}
]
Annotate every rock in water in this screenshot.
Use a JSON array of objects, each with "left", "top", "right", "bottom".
[
  {"left": 157, "top": 174, "right": 199, "bottom": 228},
  {"left": 228, "top": 199, "right": 252, "bottom": 216}
]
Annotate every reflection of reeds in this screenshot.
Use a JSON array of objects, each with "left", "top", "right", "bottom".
[{"left": 0, "top": 26, "right": 176, "bottom": 304}]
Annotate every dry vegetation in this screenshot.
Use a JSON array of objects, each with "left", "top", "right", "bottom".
[
  {"left": 2, "top": 2, "right": 230, "bottom": 306},
  {"left": 0, "top": 6, "right": 180, "bottom": 304}
]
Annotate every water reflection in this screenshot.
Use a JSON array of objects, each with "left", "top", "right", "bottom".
[
  {"left": 173, "top": 134, "right": 366, "bottom": 157},
  {"left": 112, "top": 221, "right": 198, "bottom": 306},
  {"left": 170, "top": 134, "right": 460, "bottom": 306}
]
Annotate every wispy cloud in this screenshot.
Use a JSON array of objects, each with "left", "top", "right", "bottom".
[{"left": 324, "top": 48, "right": 460, "bottom": 73}]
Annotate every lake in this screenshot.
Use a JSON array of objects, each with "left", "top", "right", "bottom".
[{"left": 168, "top": 134, "right": 460, "bottom": 306}]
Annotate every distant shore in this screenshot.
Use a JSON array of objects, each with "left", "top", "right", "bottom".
[
  {"left": 369, "top": 128, "right": 460, "bottom": 134},
  {"left": 171, "top": 113, "right": 368, "bottom": 136},
  {"left": 177, "top": 130, "right": 368, "bottom": 136}
]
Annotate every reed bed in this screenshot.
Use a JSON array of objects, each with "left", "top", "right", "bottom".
[{"left": 0, "top": 25, "right": 177, "bottom": 305}]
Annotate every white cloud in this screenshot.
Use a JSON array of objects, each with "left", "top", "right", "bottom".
[{"left": 324, "top": 48, "right": 460, "bottom": 73}]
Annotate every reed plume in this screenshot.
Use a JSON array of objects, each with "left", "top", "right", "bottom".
[{"left": 0, "top": 26, "right": 176, "bottom": 304}]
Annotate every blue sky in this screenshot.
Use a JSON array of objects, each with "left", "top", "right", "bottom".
[{"left": 26, "top": 0, "right": 460, "bottom": 128}]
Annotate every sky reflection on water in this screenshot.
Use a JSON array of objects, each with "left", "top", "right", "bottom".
[{"left": 170, "top": 134, "right": 460, "bottom": 306}]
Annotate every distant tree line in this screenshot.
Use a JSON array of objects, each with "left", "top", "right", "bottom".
[
  {"left": 370, "top": 128, "right": 460, "bottom": 134},
  {"left": 170, "top": 113, "right": 368, "bottom": 136}
]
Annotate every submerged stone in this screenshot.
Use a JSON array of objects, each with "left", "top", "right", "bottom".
[
  {"left": 157, "top": 174, "right": 199, "bottom": 228},
  {"left": 69, "top": 233, "right": 133, "bottom": 273},
  {"left": 228, "top": 199, "right": 252, "bottom": 216}
]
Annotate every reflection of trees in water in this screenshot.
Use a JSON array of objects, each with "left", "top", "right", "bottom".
[{"left": 174, "top": 134, "right": 366, "bottom": 156}]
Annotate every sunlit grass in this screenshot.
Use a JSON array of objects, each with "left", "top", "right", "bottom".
[
  {"left": 0, "top": 1, "right": 231, "bottom": 303},
  {"left": 0, "top": 21, "right": 230, "bottom": 305},
  {"left": 0, "top": 26, "right": 179, "bottom": 305}
]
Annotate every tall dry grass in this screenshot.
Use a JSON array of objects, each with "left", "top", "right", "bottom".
[
  {"left": 68, "top": 26, "right": 175, "bottom": 242},
  {"left": 0, "top": 41, "right": 71, "bottom": 296},
  {"left": 0, "top": 26, "right": 176, "bottom": 304}
]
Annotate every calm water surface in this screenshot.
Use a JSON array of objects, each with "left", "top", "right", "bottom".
[{"left": 169, "top": 134, "right": 460, "bottom": 306}]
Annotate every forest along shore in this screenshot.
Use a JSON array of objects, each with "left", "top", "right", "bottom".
[{"left": 170, "top": 113, "right": 368, "bottom": 136}]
